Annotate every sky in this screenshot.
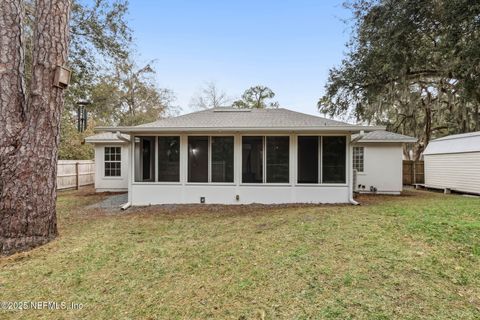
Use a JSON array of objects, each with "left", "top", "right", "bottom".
[{"left": 128, "top": 0, "right": 351, "bottom": 116}]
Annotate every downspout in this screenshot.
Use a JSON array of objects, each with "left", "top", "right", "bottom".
[
  {"left": 115, "top": 131, "right": 130, "bottom": 142},
  {"left": 116, "top": 131, "right": 132, "bottom": 210},
  {"left": 349, "top": 130, "right": 365, "bottom": 205},
  {"left": 120, "top": 202, "right": 131, "bottom": 210}
]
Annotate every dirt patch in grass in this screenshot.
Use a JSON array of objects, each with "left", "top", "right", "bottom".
[{"left": 125, "top": 202, "right": 348, "bottom": 219}]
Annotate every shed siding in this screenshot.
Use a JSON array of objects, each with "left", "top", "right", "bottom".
[{"left": 424, "top": 152, "right": 480, "bottom": 194}]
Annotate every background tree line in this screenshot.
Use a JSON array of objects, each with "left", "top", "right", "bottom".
[
  {"left": 59, "top": 0, "right": 178, "bottom": 160},
  {"left": 319, "top": 0, "right": 480, "bottom": 159}
]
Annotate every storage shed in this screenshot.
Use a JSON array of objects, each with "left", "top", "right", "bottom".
[{"left": 423, "top": 132, "right": 480, "bottom": 195}]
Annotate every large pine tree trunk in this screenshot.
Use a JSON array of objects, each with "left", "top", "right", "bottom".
[{"left": 0, "top": 0, "right": 71, "bottom": 255}]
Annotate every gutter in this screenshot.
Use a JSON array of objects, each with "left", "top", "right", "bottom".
[
  {"left": 116, "top": 131, "right": 131, "bottom": 142},
  {"left": 357, "top": 139, "right": 418, "bottom": 143}
]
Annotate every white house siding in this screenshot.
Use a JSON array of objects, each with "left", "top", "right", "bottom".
[
  {"left": 128, "top": 133, "right": 353, "bottom": 205},
  {"left": 353, "top": 143, "right": 403, "bottom": 194},
  {"left": 130, "top": 184, "right": 350, "bottom": 205},
  {"left": 94, "top": 143, "right": 129, "bottom": 192},
  {"left": 424, "top": 152, "right": 480, "bottom": 195}
]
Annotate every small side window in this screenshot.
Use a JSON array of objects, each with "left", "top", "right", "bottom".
[
  {"left": 104, "top": 146, "right": 121, "bottom": 177},
  {"left": 353, "top": 146, "right": 364, "bottom": 173}
]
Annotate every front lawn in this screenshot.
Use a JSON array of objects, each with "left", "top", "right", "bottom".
[{"left": 0, "top": 189, "right": 479, "bottom": 319}]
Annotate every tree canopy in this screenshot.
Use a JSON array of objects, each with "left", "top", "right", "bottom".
[
  {"left": 233, "top": 86, "right": 279, "bottom": 109},
  {"left": 58, "top": 0, "right": 177, "bottom": 159},
  {"left": 319, "top": 0, "right": 480, "bottom": 159}
]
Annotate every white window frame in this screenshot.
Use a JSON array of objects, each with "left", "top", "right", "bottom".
[
  {"left": 352, "top": 146, "right": 365, "bottom": 173},
  {"left": 104, "top": 146, "right": 122, "bottom": 178}
]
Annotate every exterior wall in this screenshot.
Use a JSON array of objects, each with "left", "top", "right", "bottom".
[
  {"left": 129, "top": 133, "right": 353, "bottom": 205},
  {"left": 94, "top": 143, "right": 129, "bottom": 192},
  {"left": 424, "top": 152, "right": 480, "bottom": 195},
  {"left": 130, "top": 184, "right": 350, "bottom": 205},
  {"left": 353, "top": 143, "right": 403, "bottom": 194}
]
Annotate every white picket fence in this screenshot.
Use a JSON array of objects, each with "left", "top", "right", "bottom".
[{"left": 57, "top": 160, "right": 95, "bottom": 190}]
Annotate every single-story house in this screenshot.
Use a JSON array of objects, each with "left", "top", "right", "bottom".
[
  {"left": 423, "top": 131, "right": 480, "bottom": 195},
  {"left": 86, "top": 107, "right": 415, "bottom": 206}
]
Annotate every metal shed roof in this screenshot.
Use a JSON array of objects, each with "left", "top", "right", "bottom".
[{"left": 423, "top": 131, "right": 480, "bottom": 155}]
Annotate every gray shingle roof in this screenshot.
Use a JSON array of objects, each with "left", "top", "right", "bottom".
[
  {"left": 352, "top": 131, "right": 417, "bottom": 143},
  {"left": 84, "top": 132, "right": 130, "bottom": 143},
  {"left": 95, "top": 107, "right": 387, "bottom": 133},
  {"left": 137, "top": 107, "right": 352, "bottom": 128}
]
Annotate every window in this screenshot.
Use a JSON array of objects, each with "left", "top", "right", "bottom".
[
  {"left": 211, "top": 136, "right": 234, "bottom": 182},
  {"left": 242, "top": 136, "right": 263, "bottom": 183},
  {"left": 297, "top": 136, "right": 319, "bottom": 183},
  {"left": 158, "top": 136, "right": 180, "bottom": 182},
  {"left": 353, "top": 146, "right": 364, "bottom": 173},
  {"left": 134, "top": 137, "right": 155, "bottom": 182},
  {"left": 266, "top": 136, "right": 289, "bottom": 183},
  {"left": 104, "top": 146, "right": 121, "bottom": 177},
  {"left": 322, "top": 136, "right": 346, "bottom": 183},
  {"left": 188, "top": 136, "right": 209, "bottom": 182}
]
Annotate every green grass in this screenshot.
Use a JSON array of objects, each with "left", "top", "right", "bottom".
[{"left": 1, "top": 189, "right": 479, "bottom": 319}]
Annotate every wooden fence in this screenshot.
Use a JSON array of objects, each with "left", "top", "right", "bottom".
[
  {"left": 57, "top": 160, "right": 95, "bottom": 190},
  {"left": 403, "top": 160, "right": 424, "bottom": 185}
]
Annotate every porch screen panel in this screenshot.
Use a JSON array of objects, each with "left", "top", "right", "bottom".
[
  {"left": 322, "top": 136, "right": 346, "bottom": 183},
  {"left": 266, "top": 136, "right": 290, "bottom": 183},
  {"left": 158, "top": 136, "right": 180, "bottom": 182},
  {"left": 134, "top": 136, "right": 156, "bottom": 182},
  {"left": 297, "top": 136, "right": 318, "bottom": 183},
  {"left": 188, "top": 136, "right": 209, "bottom": 182},
  {"left": 211, "top": 136, "right": 234, "bottom": 183},
  {"left": 242, "top": 136, "right": 263, "bottom": 183}
]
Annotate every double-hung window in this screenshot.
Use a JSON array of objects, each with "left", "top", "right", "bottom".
[
  {"left": 104, "top": 146, "right": 121, "bottom": 177},
  {"left": 352, "top": 146, "right": 364, "bottom": 173}
]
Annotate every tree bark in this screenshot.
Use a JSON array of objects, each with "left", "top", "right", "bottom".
[{"left": 0, "top": 0, "right": 71, "bottom": 255}]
